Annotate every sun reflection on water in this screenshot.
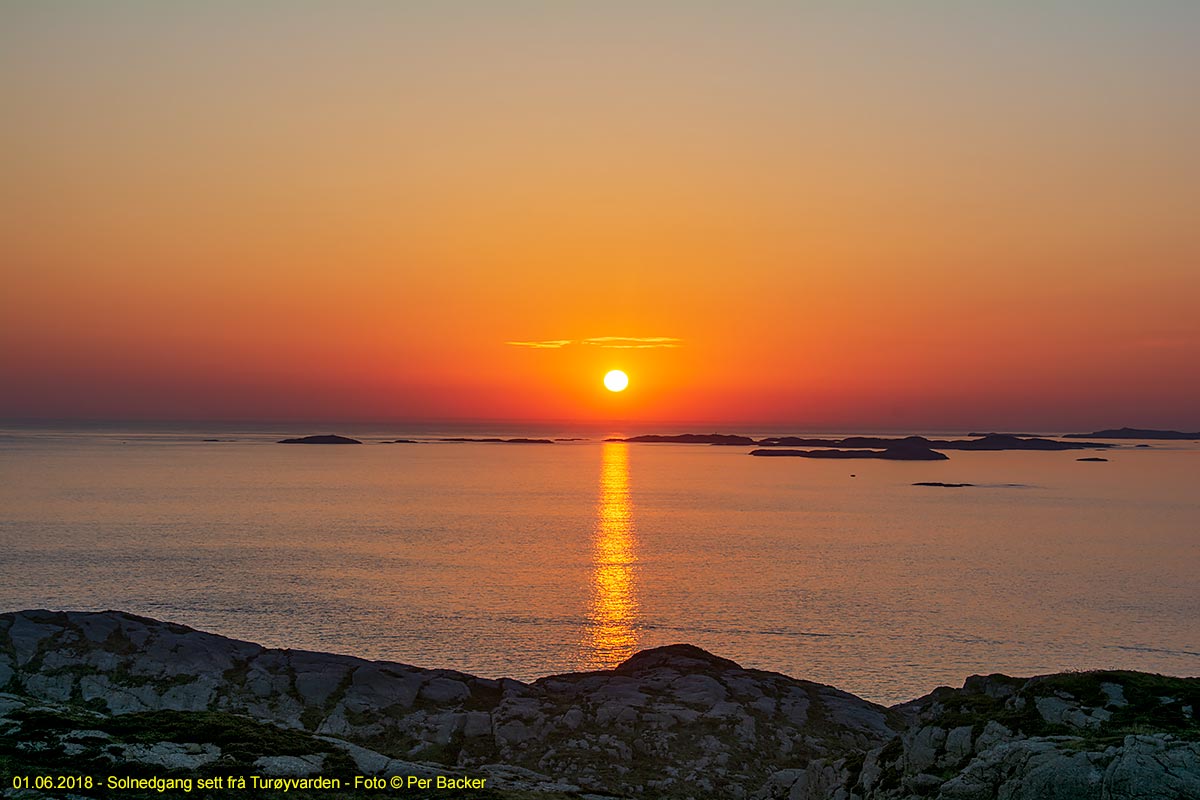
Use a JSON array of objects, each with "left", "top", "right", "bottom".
[{"left": 584, "top": 442, "right": 639, "bottom": 667}]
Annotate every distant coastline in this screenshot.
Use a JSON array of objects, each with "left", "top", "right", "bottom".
[
  {"left": 244, "top": 428, "right": 1199, "bottom": 463},
  {"left": 1064, "top": 427, "right": 1200, "bottom": 440}
]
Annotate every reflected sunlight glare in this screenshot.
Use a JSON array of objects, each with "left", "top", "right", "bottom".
[{"left": 583, "top": 441, "right": 639, "bottom": 667}]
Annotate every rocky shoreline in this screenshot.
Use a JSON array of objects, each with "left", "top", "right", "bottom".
[{"left": 2, "top": 611, "right": 1197, "bottom": 799}]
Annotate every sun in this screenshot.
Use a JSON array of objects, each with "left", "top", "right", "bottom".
[{"left": 603, "top": 370, "right": 629, "bottom": 392}]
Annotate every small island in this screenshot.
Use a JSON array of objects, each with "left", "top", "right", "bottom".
[
  {"left": 967, "top": 432, "right": 1049, "bottom": 438},
  {"left": 608, "top": 433, "right": 1112, "bottom": 451},
  {"left": 1064, "top": 427, "right": 1200, "bottom": 440},
  {"left": 755, "top": 434, "right": 1111, "bottom": 451},
  {"left": 606, "top": 433, "right": 757, "bottom": 445},
  {"left": 751, "top": 446, "right": 949, "bottom": 460},
  {"left": 277, "top": 434, "right": 363, "bottom": 445},
  {"left": 438, "top": 437, "right": 554, "bottom": 444}
]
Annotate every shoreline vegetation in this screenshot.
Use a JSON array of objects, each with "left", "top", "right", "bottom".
[{"left": 2, "top": 611, "right": 1197, "bottom": 799}]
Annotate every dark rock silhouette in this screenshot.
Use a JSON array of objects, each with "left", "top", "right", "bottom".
[
  {"left": 757, "top": 434, "right": 1110, "bottom": 451},
  {"left": 967, "top": 432, "right": 1048, "bottom": 438},
  {"left": 610, "top": 433, "right": 1113, "bottom": 451},
  {"left": 438, "top": 437, "right": 554, "bottom": 444},
  {"left": 914, "top": 482, "right": 975, "bottom": 487},
  {"left": 1065, "top": 427, "right": 1200, "bottom": 439},
  {"left": 751, "top": 446, "right": 949, "bottom": 461},
  {"left": 954, "top": 434, "right": 1108, "bottom": 451},
  {"left": 1077, "top": 457, "right": 1109, "bottom": 462},
  {"left": 607, "top": 433, "right": 757, "bottom": 445},
  {"left": 277, "top": 434, "right": 362, "bottom": 445},
  {"left": 381, "top": 439, "right": 418, "bottom": 444},
  {"left": 757, "top": 435, "right": 920, "bottom": 448}
]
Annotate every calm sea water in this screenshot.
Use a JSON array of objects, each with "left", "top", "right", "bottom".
[{"left": 1, "top": 427, "right": 1197, "bottom": 705}]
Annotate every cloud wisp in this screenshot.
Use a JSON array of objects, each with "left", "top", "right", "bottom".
[
  {"left": 506, "top": 336, "right": 682, "bottom": 350},
  {"left": 581, "top": 337, "right": 682, "bottom": 349}
]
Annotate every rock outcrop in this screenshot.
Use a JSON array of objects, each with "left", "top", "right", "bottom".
[
  {"left": 913, "top": 482, "right": 975, "bottom": 488},
  {"left": 2, "top": 611, "right": 1197, "bottom": 799},
  {"left": 277, "top": 435, "right": 363, "bottom": 445}
]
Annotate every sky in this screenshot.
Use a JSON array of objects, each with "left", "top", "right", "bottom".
[{"left": 3, "top": 2, "right": 1199, "bottom": 430}]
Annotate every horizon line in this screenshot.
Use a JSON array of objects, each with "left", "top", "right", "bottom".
[{"left": 1, "top": 416, "right": 1191, "bottom": 436}]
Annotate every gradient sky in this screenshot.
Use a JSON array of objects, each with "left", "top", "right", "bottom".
[{"left": 3, "top": 2, "right": 1199, "bottom": 429}]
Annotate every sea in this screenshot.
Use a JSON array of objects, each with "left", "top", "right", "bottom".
[{"left": 1, "top": 424, "right": 1197, "bottom": 705}]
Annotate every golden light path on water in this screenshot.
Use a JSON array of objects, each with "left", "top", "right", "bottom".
[{"left": 584, "top": 441, "right": 639, "bottom": 667}]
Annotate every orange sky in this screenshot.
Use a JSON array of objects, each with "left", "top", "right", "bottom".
[{"left": 3, "top": 4, "right": 1199, "bottom": 429}]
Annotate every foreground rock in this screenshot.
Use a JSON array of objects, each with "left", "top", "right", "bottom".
[
  {"left": 277, "top": 435, "right": 363, "bottom": 445},
  {"left": 2, "top": 611, "right": 1197, "bottom": 799}
]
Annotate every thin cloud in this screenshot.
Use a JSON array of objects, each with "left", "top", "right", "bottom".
[
  {"left": 582, "top": 337, "right": 682, "bottom": 349},
  {"left": 505, "top": 336, "right": 682, "bottom": 350}
]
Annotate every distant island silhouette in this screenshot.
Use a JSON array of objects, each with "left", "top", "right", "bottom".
[
  {"left": 607, "top": 433, "right": 757, "bottom": 445},
  {"left": 913, "top": 481, "right": 975, "bottom": 487},
  {"left": 267, "top": 430, "right": 1199, "bottom": 453},
  {"left": 1064, "top": 427, "right": 1200, "bottom": 439},
  {"left": 751, "top": 446, "right": 949, "bottom": 460},
  {"left": 967, "top": 431, "right": 1049, "bottom": 438},
  {"left": 755, "top": 434, "right": 1111, "bottom": 451},
  {"left": 438, "top": 437, "right": 554, "bottom": 444},
  {"left": 608, "top": 433, "right": 1112, "bottom": 452}
]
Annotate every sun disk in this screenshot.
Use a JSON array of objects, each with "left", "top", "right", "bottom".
[{"left": 604, "top": 370, "right": 629, "bottom": 392}]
